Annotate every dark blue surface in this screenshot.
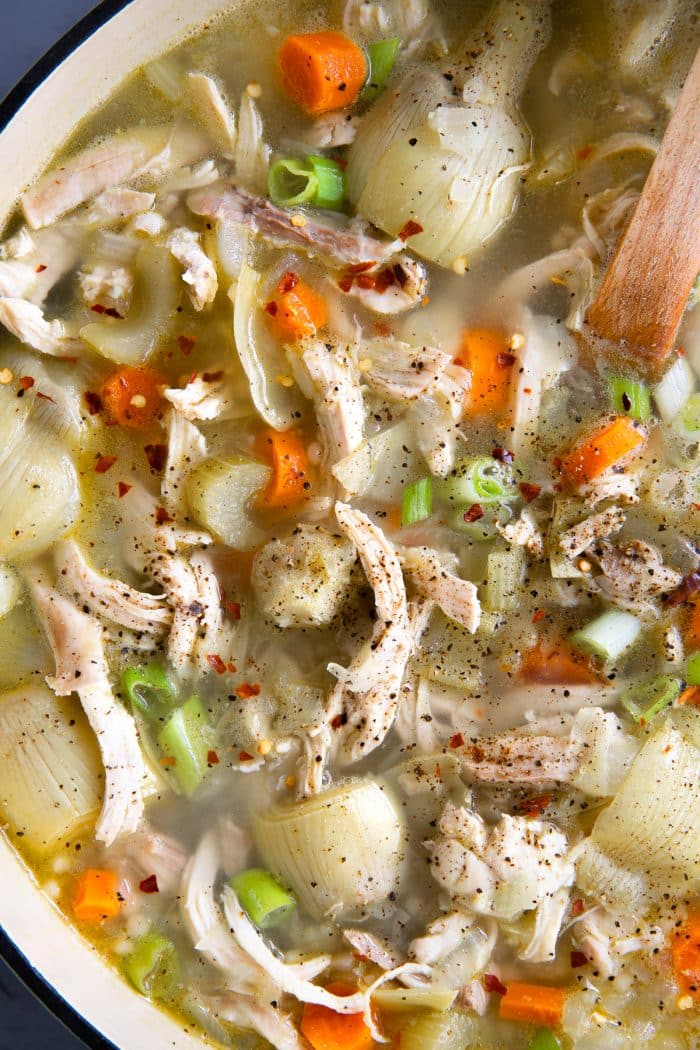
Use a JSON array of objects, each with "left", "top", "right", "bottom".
[{"left": 0, "top": 9, "right": 107, "bottom": 1048}]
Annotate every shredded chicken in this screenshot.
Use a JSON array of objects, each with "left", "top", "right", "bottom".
[
  {"left": 409, "top": 911, "right": 474, "bottom": 965},
  {"left": 87, "top": 188, "right": 155, "bottom": 224},
  {"left": 408, "top": 370, "right": 465, "bottom": 477},
  {"left": 185, "top": 72, "right": 237, "bottom": 153},
  {"left": 572, "top": 908, "right": 666, "bottom": 979},
  {"left": 207, "top": 992, "right": 306, "bottom": 1050},
  {"left": 78, "top": 265, "right": 133, "bottom": 313},
  {"left": 56, "top": 539, "right": 172, "bottom": 636},
  {"left": 305, "top": 112, "right": 359, "bottom": 149},
  {"left": 400, "top": 546, "right": 480, "bottom": 632},
  {"left": 590, "top": 538, "right": 683, "bottom": 608},
  {"left": 358, "top": 337, "right": 451, "bottom": 399},
  {"left": 338, "top": 256, "right": 428, "bottom": 315},
  {"left": 459, "top": 734, "right": 578, "bottom": 784},
  {"left": 28, "top": 576, "right": 145, "bottom": 845},
  {"left": 188, "top": 183, "right": 402, "bottom": 267},
  {"left": 190, "top": 550, "right": 239, "bottom": 675},
  {"left": 162, "top": 408, "right": 208, "bottom": 520},
  {"left": 343, "top": 929, "right": 401, "bottom": 970},
  {"left": 0, "top": 297, "right": 81, "bottom": 356},
  {"left": 559, "top": 505, "right": 626, "bottom": 559},
  {"left": 497, "top": 507, "right": 546, "bottom": 558},
  {"left": 328, "top": 504, "right": 412, "bottom": 761},
  {"left": 580, "top": 469, "right": 641, "bottom": 506},
  {"left": 167, "top": 227, "right": 218, "bottom": 310},
  {"left": 123, "top": 824, "right": 189, "bottom": 895},
  {"left": 163, "top": 370, "right": 237, "bottom": 422},
  {"left": 291, "top": 340, "right": 365, "bottom": 466}
]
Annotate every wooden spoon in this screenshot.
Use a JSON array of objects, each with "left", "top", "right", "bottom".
[{"left": 585, "top": 47, "right": 700, "bottom": 372}]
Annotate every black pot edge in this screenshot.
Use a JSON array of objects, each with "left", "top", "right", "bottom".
[{"left": 0, "top": 4, "right": 134, "bottom": 1042}]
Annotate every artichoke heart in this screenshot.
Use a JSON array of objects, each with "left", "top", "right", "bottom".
[{"left": 252, "top": 778, "right": 406, "bottom": 918}]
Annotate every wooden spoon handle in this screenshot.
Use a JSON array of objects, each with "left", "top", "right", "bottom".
[{"left": 586, "top": 47, "right": 700, "bottom": 364}]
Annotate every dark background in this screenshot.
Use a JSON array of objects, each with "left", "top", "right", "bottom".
[{"left": 0, "top": 6, "right": 101, "bottom": 1046}]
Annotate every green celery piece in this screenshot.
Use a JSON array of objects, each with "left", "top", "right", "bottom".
[
  {"left": 608, "top": 375, "right": 651, "bottom": 421},
  {"left": 307, "top": 155, "right": 345, "bottom": 210},
  {"left": 528, "top": 1030, "right": 562, "bottom": 1050},
  {"left": 268, "top": 157, "right": 316, "bottom": 207},
  {"left": 157, "top": 695, "right": 213, "bottom": 797},
  {"left": 441, "top": 456, "right": 517, "bottom": 507},
  {"left": 364, "top": 37, "right": 400, "bottom": 101},
  {"left": 231, "top": 868, "right": 296, "bottom": 929},
  {"left": 124, "top": 931, "right": 179, "bottom": 1000},
  {"left": 621, "top": 675, "right": 682, "bottom": 724},
  {"left": 687, "top": 651, "right": 700, "bottom": 686},
  {"left": 571, "top": 609, "right": 641, "bottom": 663},
  {"left": 122, "top": 663, "right": 177, "bottom": 720},
  {"left": 402, "top": 477, "right": 433, "bottom": 527}
]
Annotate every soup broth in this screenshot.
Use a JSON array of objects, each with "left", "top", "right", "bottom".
[{"left": 0, "top": 1, "right": 699, "bottom": 1047}]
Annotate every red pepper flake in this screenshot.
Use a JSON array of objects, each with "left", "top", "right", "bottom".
[
  {"left": 532, "top": 608, "right": 546, "bottom": 624},
  {"left": 337, "top": 274, "right": 354, "bottom": 293},
  {"left": 331, "top": 712, "right": 348, "bottom": 729},
  {"left": 665, "top": 570, "right": 700, "bottom": 607},
  {"left": 519, "top": 482, "right": 541, "bottom": 503},
  {"left": 570, "top": 950, "right": 588, "bottom": 968},
  {"left": 207, "top": 654, "right": 227, "bottom": 675},
  {"left": 85, "top": 391, "right": 103, "bottom": 415},
  {"left": 452, "top": 355, "right": 465, "bottom": 367},
  {"left": 492, "top": 446, "right": 514, "bottom": 464},
  {"left": 484, "top": 973, "right": 507, "bottom": 995},
  {"left": 18, "top": 376, "right": 35, "bottom": 390},
  {"left": 572, "top": 898, "right": 585, "bottom": 917},
  {"left": 144, "top": 443, "right": 168, "bottom": 472},
  {"left": 202, "top": 370, "right": 224, "bottom": 383},
  {"left": 207, "top": 749, "right": 220, "bottom": 765},
  {"left": 277, "top": 271, "right": 299, "bottom": 295},
  {"left": 348, "top": 261, "right": 375, "bottom": 274},
  {"left": 139, "top": 874, "right": 159, "bottom": 894},
  {"left": 520, "top": 793, "right": 553, "bottom": 817},
  {"left": 226, "top": 662, "right": 237, "bottom": 673},
  {"left": 95, "top": 454, "right": 118, "bottom": 474},
  {"left": 159, "top": 755, "right": 176, "bottom": 768},
  {"left": 375, "top": 268, "right": 396, "bottom": 293},
  {"left": 90, "top": 303, "right": 107, "bottom": 314},
  {"left": 352, "top": 951, "right": 368, "bottom": 962},
  {"left": 117, "top": 481, "right": 132, "bottom": 498},
  {"left": 36, "top": 391, "right": 56, "bottom": 403},
  {"left": 236, "top": 682, "right": 261, "bottom": 699},
  {"left": 178, "top": 335, "right": 197, "bottom": 355},
  {"left": 155, "top": 506, "right": 174, "bottom": 525},
  {"left": 398, "top": 219, "right": 424, "bottom": 242},
  {"left": 105, "top": 307, "right": 123, "bottom": 319},
  {"left": 35, "top": 263, "right": 47, "bottom": 273},
  {"left": 449, "top": 732, "right": 464, "bottom": 749},
  {"left": 496, "top": 351, "right": 516, "bottom": 369},
  {"left": 463, "top": 503, "right": 484, "bottom": 522},
  {"left": 223, "top": 600, "right": 242, "bottom": 620},
  {"left": 356, "top": 273, "right": 376, "bottom": 290},
  {"left": 265, "top": 300, "right": 279, "bottom": 316},
  {"left": 238, "top": 750, "right": 254, "bottom": 762},
  {"left": 576, "top": 144, "right": 593, "bottom": 162}
]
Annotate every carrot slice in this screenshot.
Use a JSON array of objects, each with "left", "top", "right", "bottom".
[
  {"left": 258, "top": 428, "right": 310, "bottom": 508},
  {"left": 678, "top": 685, "right": 700, "bottom": 707},
  {"left": 278, "top": 32, "right": 367, "bottom": 115},
  {"left": 519, "top": 638, "right": 601, "bottom": 685},
  {"left": 672, "top": 913, "right": 700, "bottom": 1000},
  {"left": 265, "top": 275, "right": 327, "bottom": 343},
  {"left": 73, "top": 868, "right": 121, "bottom": 922},
  {"left": 101, "top": 366, "right": 165, "bottom": 429},
  {"left": 498, "top": 981, "right": 566, "bottom": 1028},
  {"left": 458, "top": 328, "right": 514, "bottom": 417},
  {"left": 558, "top": 415, "right": 646, "bottom": 487},
  {"left": 686, "top": 600, "right": 700, "bottom": 652},
  {"left": 300, "top": 982, "right": 374, "bottom": 1050}
]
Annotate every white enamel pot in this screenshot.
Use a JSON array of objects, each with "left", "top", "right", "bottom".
[{"left": 0, "top": 2, "right": 236, "bottom": 1046}]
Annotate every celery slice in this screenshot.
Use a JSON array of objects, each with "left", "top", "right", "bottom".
[
  {"left": 621, "top": 675, "right": 682, "bottom": 724},
  {"left": 402, "top": 477, "right": 433, "bottom": 527},
  {"left": 571, "top": 609, "right": 641, "bottom": 663},
  {"left": 230, "top": 868, "right": 296, "bottom": 929},
  {"left": 122, "top": 663, "right": 177, "bottom": 720},
  {"left": 125, "top": 931, "right": 179, "bottom": 1000},
  {"left": 608, "top": 375, "right": 651, "bottom": 421},
  {"left": 687, "top": 651, "right": 700, "bottom": 686},
  {"left": 157, "top": 695, "right": 213, "bottom": 797}
]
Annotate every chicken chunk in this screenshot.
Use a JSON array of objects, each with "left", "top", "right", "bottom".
[
  {"left": 167, "top": 227, "right": 218, "bottom": 311},
  {"left": 0, "top": 297, "right": 81, "bottom": 356}
]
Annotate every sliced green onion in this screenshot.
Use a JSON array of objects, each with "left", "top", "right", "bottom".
[
  {"left": 157, "top": 695, "right": 213, "bottom": 797},
  {"left": 675, "top": 392, "right": 700, "bottom": 438},
  {"left": 124, "top": 931, "right": 179, "bottom": 1000},
  {"left": 306, "top": 155, "right": 345, "bottom": 210},
  {"left": 402, "top": 477, "right": 433, "bottom": 527},
  {"left": 621, "top": 674, "right": 682, "bottom": 724},
  {"left": 122, "top": 663, "right": 177, "bottom": 720},
  {"left": 528, "top": 1030, "right": 562, "bottom": 1050},
  {"left": 364, "top": 37, "right": 400, "bottom": 101},
  {"left": 230, "top": 868, "right": 296, "bottom": 929},
  {"left": 442, "top": 456, "right": 517, "bottom": 506},
  {"left": 571, "top": 609, "right": 642, "bottom": 663},
  {"left": 686, "top": 651, "right": 700, "bottom": 686},
  {"left": 653, "top": 356, "right": 695, "bottom": 424},
  {"left": 608, "top": 375, "right": 651, "bottom": 421},
  {"left": 268, "top": 157, "right": 317, "bottom": 207},
  {"left": 485, "top": 545, "right": 525, "bottom": 612}
]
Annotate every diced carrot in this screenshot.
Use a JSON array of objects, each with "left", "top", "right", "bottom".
[
  {"left": 678, "top": 685, "right": 700, "bottom": 707},
  {"left": 519, "top": 638, "right": 602, "bottom": 685},
  {"left": 498, "top": 981, "right": 566, "bottom": 1028},
  {"left": 558, "top": 416, "right": 646, "bottom": 487},
  {"left": 686, "top": 600, "right": 700, "bottom": 651},
  {"left": 258, "top": 427, "right": 310, "bottom": 508},
  {"left": 73, "top": 869, "right": 121, "bottom": 923},
  {"left": 300, "top": 982, "right": 374, "bottom": 1050},
  {"left": 101, "top": 366, "right": 165, "bottom": 429},
  {"left": 266, "top": 277, "right": 327, "bottom": 342},
  {"left": 672, "top": 912, "right": 700, "bottom": 1000},
  {"left": 278, "top": 32, "right": 367, "bottom": 115},
  {"left": 459, "top": 328, "right": 514, "bottom": 417}
]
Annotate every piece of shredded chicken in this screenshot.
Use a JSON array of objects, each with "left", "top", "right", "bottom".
[
  {"left": 167, "top": 227, "right": 218, "bottom": 310},
  {"left": 0, "top": 297, "right": 81, "bottom": 356},
  {"left": 399, "top": 545, "right": 480, "bottom": 632},
  {"left": 290, "top": 340, "right": 365, "bottom": 467},
  {"left": 357, "top": 336, "right": 451, "bottom": 399}
]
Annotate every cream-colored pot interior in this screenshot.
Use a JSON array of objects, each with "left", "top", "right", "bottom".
[{"left": 0, "top": 1, "right": 235, "bottom": 1045}]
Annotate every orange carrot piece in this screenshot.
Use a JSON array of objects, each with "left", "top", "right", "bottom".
[
  {"left": 672, "top": 913, "right": 700, "bottom": 1000},
  {"left": 101, "top": 366, "right": 165, "bottom": 429},
  {"left": 73, "top": 869, "right": 121, "bottom": 923},
  {"left": 300, "top": 982, "right": 374, "bottom": 1050},
  {"left": 679, "top": 685, "right": 700, "bottom": 707},
  {"left": 258, "top": 428, "right": 310, "bottom": 508},
  {"left": 458, "top": 328, "right": 514, "bottom": 417},
  {"left": 519, "top": 638, "right": 602, "bottom": 685},
  {"left": 558, "top": 416, "right": 646, "bottom": 487},
  {"left": 498, "top": 981, "right": 566, "bottom": 1028},
  {"left": 686, "top": 600, "right": 700, "bottom": 651},
  {"left": 265, "top": 277, "right": 327, "bottom": 343},
  {"left": 278, "top": 32, "right": 367, "bottom": 115}
]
